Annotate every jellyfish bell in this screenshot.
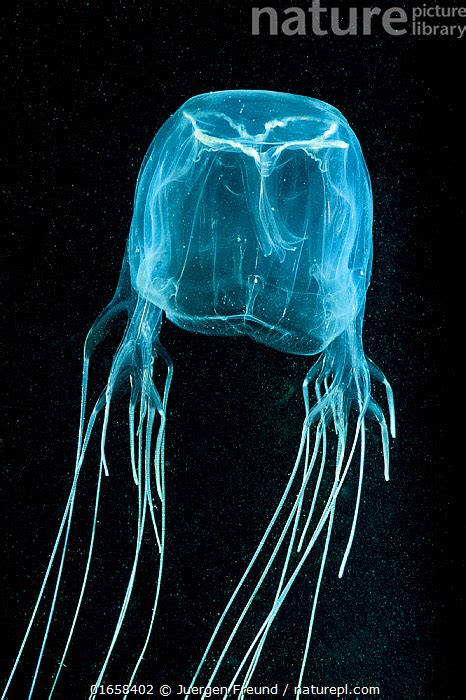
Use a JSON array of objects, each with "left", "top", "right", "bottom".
[
  {"left": 130, "top": 90, "right": 370, "bottom": 357},
  {"left": 3, "top": 90, "right": 395, "bottom": 700}
]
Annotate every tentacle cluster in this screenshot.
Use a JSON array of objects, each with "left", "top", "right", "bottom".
[
  {"left": 2, "top": 256, "right": 173, "bottom": 700},
  {"left": 186, "top": 326, "right": 395, "bottom": 698}
]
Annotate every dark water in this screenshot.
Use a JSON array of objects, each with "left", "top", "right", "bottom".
[{"left": 2, "top": 3, "right": 456, "bottom": 698}]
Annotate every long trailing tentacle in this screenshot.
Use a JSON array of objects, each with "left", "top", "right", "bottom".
[
  {"left": 186, "top": 357, "right": 336, "bottom": 698},
  {"left": 49, "top": 450, "right": 105, "bottom": 697},
  {"left": 223, "top": 400, "right": 367, "bottom": 697},
  {"left": 2, "top": 283, "right": 132, "bottom": 700},
  {"left": 89, "top": 300, "right": 172, "bottom": 700},
  {"left": 238, "top": 363, "right": 333, "bottom": 691},
  {"left": 240, "top": 368, "right": 337, "bottom": 692},
  {"left": 188, "top": 366, "right": 342, "bottom": 697},
  {"left": 2, "top": 385, "right": 106, "bottom": 700},
  {"left": 123, "top": 341, "right": 173, "bottom": 697}
]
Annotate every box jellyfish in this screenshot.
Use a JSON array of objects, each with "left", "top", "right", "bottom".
[{"left": 3, "top": 90, "right": 395, "bottom": 699}]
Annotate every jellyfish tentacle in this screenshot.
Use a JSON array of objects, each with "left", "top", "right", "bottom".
[
  {"left": 232, "top": 427, "right": 341, "bottom": 700},
  {"left": 239, "top": 420, "right": 327, "bottom": 692},
  {"left": 335, "top": 351, "right": 371, "bottom": 578},
  {"left": 90, "top": 397, "right": 149, "bottom": 698},
  {"left": 124, "top": 346, "right": 172, "bottom": 699},
  {"left": 224, "top": 391, "right": 367, "bottom": 695},
  {"left": 204, "top": 419, "right": 323, "bottom": 695},
  {"left": 190, "top": 367, "right": 334, "bottom": 698},
  {"left": 228, "top": 399, "right": 349, "bottom": 692},
  {"left": 2, "top": 251, "right": 170, "bottom": 699},
  {"left": 297, "top": 372, "right": 336, "bottom": 552},
  {"left": 297, "top": 421, "right": 328, "bottom": 553},
  {"left": 237, "top": 358, "right": 380, "bottom": 691},
  {"left": 1, "top": 370, "right": 108, "bottom": 700},
  {"left": 198, "top": 326, "right": 392, "bottom": 693},
  {"left": 338, "top": 417, "right": 365, "bottom": 579},
  {"left": 302, "top": 357, "right": 325, "bottom": 483},
  {"left": 242, "top": 413, "right": 331, "bottom": 689},
  {"left": 100, "top": 339, "right": 141, "bottom": 477},
  {"left": 295, "top": 507, "right": 335, "bottom": 700},
  {"left": 288, "top": 350, "right": 372, "bottom": 688},
  {"left": 129, "top": 374, "right": 141, "bottom": 485},
  {"left": 90, "top": 301, "right": 168, "bottom": 698},
  {"left": 367, "top": 397, "right": 390, "bottom": 480},
  {"left": 235, "top": 372, "right": 337, "bottom": 691},
  {"left": 196, "top": 375, "right": 343, "bottom": 696},
  {"left": 50, "top": 361, "right": 149, "bottom": 695},
  {"left": 153, "top": 338, "right": 174, "bottom": 504},
  {"left": 367, "top": 357, "right": 396, "bottom": 439},
  {"left": 82, "top": 327, "right": 158, "bottom": 694},
  {"left": 49, "top": 459, "right": 104, "bottom": 698},
  {"left": 28, "top": 480, "right": 81, "bottom": 699},
  {"left": 90, "top": 393, "right": 150, "bottom": 696}
]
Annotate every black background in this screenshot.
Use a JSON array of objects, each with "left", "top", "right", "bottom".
[{"left": 2, "top": 2, "right": 457, "bottom": 698}]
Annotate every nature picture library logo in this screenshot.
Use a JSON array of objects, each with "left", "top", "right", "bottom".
[{"left": 251, "top": 1, "right": 466, "bottom": 38}]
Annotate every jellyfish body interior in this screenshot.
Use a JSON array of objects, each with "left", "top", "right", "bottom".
[{"left": 3, "top": 90, "right": 395, "bottom": 700}]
